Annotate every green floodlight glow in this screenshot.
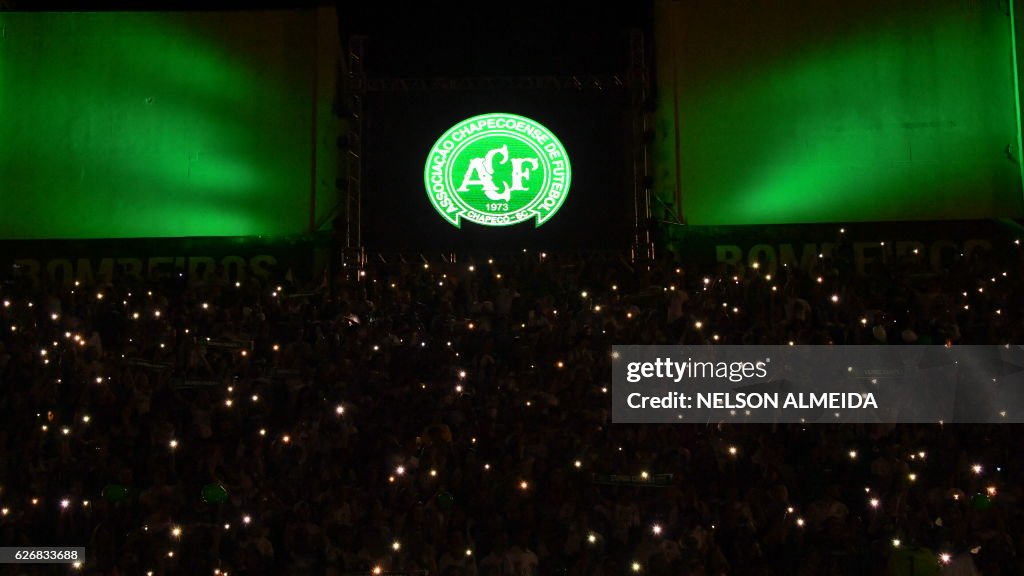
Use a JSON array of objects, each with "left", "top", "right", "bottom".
[
  {"left": 653, "top": 0, "right": 1024, "bottom": 225},
  {"left": 0, "top": 11, "right": 333, "bottom": 240},
  {"left": 423, "top": 113, "right": 571, "bottom": 228}
]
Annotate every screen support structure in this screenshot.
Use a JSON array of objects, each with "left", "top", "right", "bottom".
[
  {"left": 339, "top": 33, "right": 648, "bottom": 267},
  {"left": 629, "top": 30, "right": 655, "bottom": 263},
  {"left": 341, "top": 36, "right": 366, "bottom": 270}
]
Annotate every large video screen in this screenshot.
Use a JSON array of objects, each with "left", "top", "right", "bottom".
[{"left": 363, "top": 91, "right": 631, "bottom": 251}]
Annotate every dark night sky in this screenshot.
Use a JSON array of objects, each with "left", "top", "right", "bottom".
[
  {"left": 342, "top": 1, "right": 651, "bottom": 77},
  {"left": 7, "top": 0, "right": 652, "bottom": 77}
]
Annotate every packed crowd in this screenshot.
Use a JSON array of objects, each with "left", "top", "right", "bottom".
[{"left": 0, "top": 240, "right": 1022, "bottom": 575}]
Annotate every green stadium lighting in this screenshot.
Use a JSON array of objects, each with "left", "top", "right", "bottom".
[{"left": 424, "top": 113, "right": 571, "bottom": 228}]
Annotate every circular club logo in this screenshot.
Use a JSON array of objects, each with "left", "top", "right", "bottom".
[{"left": 424, "top": 113, "right": 571, "bottom": 228}]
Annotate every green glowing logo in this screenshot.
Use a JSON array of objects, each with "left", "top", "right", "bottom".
[{"left": 424, "top": 113, "right": 571, "bottom": 228}]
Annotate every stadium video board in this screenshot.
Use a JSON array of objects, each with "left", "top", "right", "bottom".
[{"left": 363, "top": 91, "right": 630, "bottom": 251}]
